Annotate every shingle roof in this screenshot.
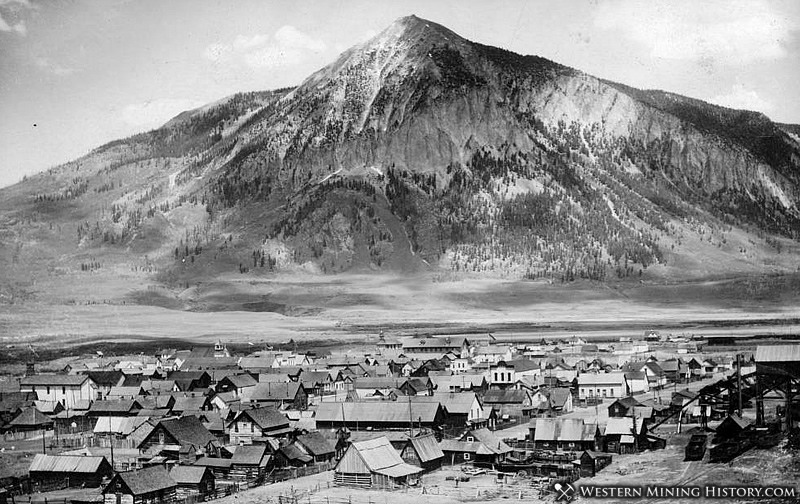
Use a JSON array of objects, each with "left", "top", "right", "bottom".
[
  {"left": 94, "top": 416, "right": 149, "bottom": 436},
  {"left": 157, "top": 416, "right": 217, "bottom": 446},
  {"left": 237, "top": 407, "right": 290, "bottom": 430},
  {"left": 90, "top": 400, "right": 141, "bottom": 413},
  {"left": 9, "top": 407, "right": 52, "bottom": 427},
  {"left": 296, "top": 432, "right": 335, "bottom": 456},
  {"left": 413, "top": 392, "right": 477, "bottom": 415},
  {"left": 246, "top": 382, "right": 301, "bottom": 401},
  {"left": 193, "top": 457, "right": 232, "bottom": 469},
  {"left": 280, "top": 443, "right": 312, "bottom": 464},
  {"left": 169, "top": 465, "right": 210, "bottom": 484},
  {"left": 482, "top": 389, "right": 529, "bottom": 404},
  {"left": 29, "top": 454, "right": 109, "bottom": 473},
  {"left": 107, "top": 465, "right": 175, "bottom": 495},
  {"left": 21, "top": 375, "right": 89, "bottom": 386},
  {"left": 231, "top": 444, "right": 268, "bottom": 465},
  {"left": 466, "top": 428, "right": 513, "bottom": 454}
]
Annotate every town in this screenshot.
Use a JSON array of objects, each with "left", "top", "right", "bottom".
[{"left": 0, "top": 332, "right": 798, "bottom": 504}]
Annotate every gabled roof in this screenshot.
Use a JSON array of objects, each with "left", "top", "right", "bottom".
[
  {"left": 108, "top": 386, "right": 146, "bottom": 397},
  {"left": 414, "top": 392, "right": 478, "bottom": 415},
  {"left": 105, "top": 465, "right": 175, "bottom": 495},
  {"left": 578, "top": 372, "right": 625, "bottom": 386},
  {"left": 280, "top": 443, "right": 312, "bottom": 464},
  {"left": 548, "top": 388, "right": 572, "bottom": 409},
  {"left": 315, "top": 401, "right": 441, "bottom": 424},
  {"left": 94, "top": 416, "right": 149, "bottom": 436},
  {"left": 20, "top": 375, "right": 90, "bottom": 387},
  {"left": 231, "top": 444, "right": 268, "bottom": 465},
  {"left": 235, "top": 407, "right": 290, "bottom": 430},
  {"left": 246, "top": 382, "right": 302, "bottom": 401},
  {"left": 29, "top": 454, "right": 109, "bottom": 473},
  {"left": 464, "top": 428, "right": 513, "bottom": 455},
  {"left": 353, "top": 377, "right": 405, "bottom": 390},
  {"left": 156, "top": 416, "right": 217, "bottom": 447},
  {"left": 604, "top": 417, "right": 644, "bottom": 436},
  {"left": 83, "top": 371, "right": 125, "bottom": 387},
  {"left": 170, "top": 465, "right": 210, "bottom": 484},
  {"left": 193, "top": 457, "right": 232, "bottom": 469},
  {"left": 90, "top": 399, "right": 141, "bottom": 413},
  {"left": 408, "top": 434, "right": 444, "bottom": 462},
  {"left": 219, "top": 374, "right": 258, "bottom": 389},
  {"left": 532, "top": 418, "right": 596, "bottom": 442},
  {"left": 296, "top": 432, "right": 335, "bottom": 456},
  {"left": 346, "top": 437, "right": 422, "bottom": 477},
  {"left": 482, "top": 389, "right": 529, "bottom": 404}
]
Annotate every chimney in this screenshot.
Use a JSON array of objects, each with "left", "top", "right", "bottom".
[{"left": 25, "top": 361, "right": 35, "bottom": 377}]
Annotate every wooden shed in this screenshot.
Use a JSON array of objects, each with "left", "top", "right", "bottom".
[
  {"left": 169, "top": 466, "right": 214, "bottom": 501},
  {"left": 229, "top": 445, "right": 270, "bottom": 483},
  {"left": 399, "top": 433, "right": 444, "bottom": 472},
  {"left": 103, "top": 465, "right": 177, "bottom": 504},
  {"left": 579, "top": 451, "right": 612, "bottom": 477},
  {"left": 334, "top": 437, "right": 422, "bottom": 489},
  {"left": 29, "top": 454, "right": 113, "bottom": 488}
]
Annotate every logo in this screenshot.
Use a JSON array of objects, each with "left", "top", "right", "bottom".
[{"left": 555, "top": 482, "right": 575, "bottom": 501}]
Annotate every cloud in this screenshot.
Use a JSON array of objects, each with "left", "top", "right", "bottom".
[
  {"left": 35, "top": 57, "right": 76, "bottom": 76},
  {"left": 122, "top": 98, "right": 206, "bottom": 129},
  {"left": 711, "top": 84, "right": 774, "bottom": 114},
  {"left": 203, "top": 25, "right": 327, "bottom": 70},
  {"left": 594, "top": 0, "right": 799, "bottom": 65}
]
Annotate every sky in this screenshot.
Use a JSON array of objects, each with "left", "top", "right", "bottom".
[{"left": 1, "top": 0, "right": 799, "bottom": 188}]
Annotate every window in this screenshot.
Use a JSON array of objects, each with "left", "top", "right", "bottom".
[
  {"left": 250, "top": 423, "right": 254, "bottom": 433},
  {"left": 609, "top": 389, "right": 614, "bottom": 397},
  {"left": 47, "top": 386, "right": 51, "bottom": 394},
  {"left": 602, "top": 389, "right": 607, "bottom": 397},
  {"left": 466, "top": 436, "right": 474, "bottom": 442},
  {"left": 463, "top": 453, "right": 471, "bottom": 460},
  {"left": 234, "top": 423, "right": 239, "bottom": 433},
  {"left": 158, "top": 432, "right": 165, "bottom": 444},
  {"left": 62, "top": 387, "right": 66, "bottom": 395}
]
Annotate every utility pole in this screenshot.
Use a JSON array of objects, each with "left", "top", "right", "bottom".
[{"left": 736, "top": 354, "right": 743, "bottom": 417}]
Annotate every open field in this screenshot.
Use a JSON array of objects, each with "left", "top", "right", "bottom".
[{"left": 2, "top": 271, "right": 800, "bottom": 352}]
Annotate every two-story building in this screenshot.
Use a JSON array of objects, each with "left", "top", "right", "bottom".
[
  {"left": 577, "top": 372, "right": 627, "bottom": 404},
  {"left": 20, "top": 375, "right": 98, "bottom": 409}
]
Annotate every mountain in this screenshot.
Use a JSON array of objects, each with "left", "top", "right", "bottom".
[{"left": 1, "top": 15, "right": 799, "bottom": 307}]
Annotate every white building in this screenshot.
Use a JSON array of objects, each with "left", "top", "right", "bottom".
[
  {"left": 20, "top": 375, "right": 98, "bottom": 409},
  {"left": 577, "top": 372, "right": 627, "bottom": 402}
]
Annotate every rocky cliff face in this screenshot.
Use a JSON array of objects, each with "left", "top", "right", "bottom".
[{"left": 2, "top": 15, "right": 798, "bottom": 285}]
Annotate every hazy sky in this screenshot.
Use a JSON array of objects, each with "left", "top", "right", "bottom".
[{"left": 1, "top": 0, "right": 798, "bottom": 188}]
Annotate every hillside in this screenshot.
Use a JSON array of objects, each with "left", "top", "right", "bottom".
[{"left": 0, "top": 15, "right": 799, "bottom": 314}]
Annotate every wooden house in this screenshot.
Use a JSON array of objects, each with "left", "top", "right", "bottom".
[
  {"left": 215, "top": 374, "right": 258, "bottom": 398},
  {"left": 192, "top": 458, "right": 232, "bottom": 480},
  {"left": 138, "top": 416, "right": 218, "bottom": 461},
  {"left": 314, "top": 401, "right": 445, "bottom": 431},
  {"left": 295, "top": 432, "right": 336, "bottom": 463},
  {"left": 169, "top": 466, "right": 214, "bottom": 501},
  {"left": 243, "top": 382, "right": 308, "bottom": 410},
  {"left": 168, "top": 371, "right": 212, "bottom": 391},
  {"left": 334, "top": 436, "right": 422, "bottom": 489},
  {"left": 6, "top": 407, "right": 52, "bottom": 434},
  {"left": 29, "top": 454, "right": 112, "bottom": 488},
  {"left": 482, "top": 389, "right": 532, "bottom": 421},
  {"left": 103, "top": 465, "right": 177, "bottom": 504},
  {"left": 228, "top": 407, "right": 292, "bottom": 445},
  {"left": 19, "top": 375, "right": 98, "bottom": 409},
  {"left": 603, "top": 417, "right": 646, "bottom": 454},
  {"left": 399, "top": 433, "right": 444, "bottom": 472},
  {"left": 230, "top": 444, "right": 270, "bottom": 483},
  {"left": 88, "top": 400, "right": 142, "bottom": 417},
  {"left": 275, "top": 443, "right": 313, "bottom": 467},
  {"left": 439, "top": 428, "right": 512, "bottom": 467},
  {"left": 529, "top": 418, "right": 598, "bottom": 452}
]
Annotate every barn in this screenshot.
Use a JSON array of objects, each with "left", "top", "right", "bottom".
[
  {"left": 334, "top": 437, "right": 422, "bottom": 489},
  {"left": 29, "top": 454, "right": 113, "bottom": 488},
  {"left": 103, "top": 465, "right": 177, "bottom": 504}
]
